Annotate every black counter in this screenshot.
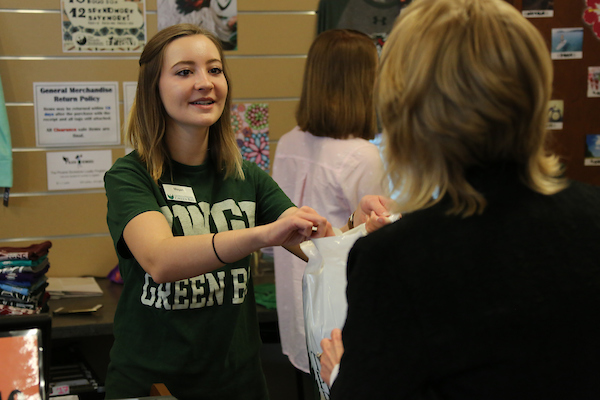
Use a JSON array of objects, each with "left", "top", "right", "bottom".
[{"left": 48, "top": 277, "right": 278, "bottom": 340}]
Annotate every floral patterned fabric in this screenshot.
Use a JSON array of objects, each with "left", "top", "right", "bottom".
[{"left": 231, "top": 103, "right": 270, "bottom": 171}]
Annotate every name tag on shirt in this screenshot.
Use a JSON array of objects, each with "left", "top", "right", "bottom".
[{"left": 163, "top": 184, "right": 197, "bottom": 203}]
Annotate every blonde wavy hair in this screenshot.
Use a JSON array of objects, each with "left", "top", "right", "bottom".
[
  {"left": 378, "top": 0, "right": 566, "bottom": 217},
  {"left": 128, "top": 23, "right": 243, "bottom": 183}
]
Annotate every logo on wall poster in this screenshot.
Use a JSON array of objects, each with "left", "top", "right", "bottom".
[{"left": 61, "top": 0, "right": 147, "bottom": 52}]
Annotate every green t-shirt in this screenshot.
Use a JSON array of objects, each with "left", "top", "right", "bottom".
[{"left": 104, "top": 151, "right": 294, "bottom": 400}]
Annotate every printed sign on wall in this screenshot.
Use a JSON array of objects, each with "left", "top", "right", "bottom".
[
  {"left": 46, "top": 150, "right": 113, "bottom": 190},
  {"left": 34, "top": 82, "right": 120, "bottom": 147},
  {"left": 61, "top": 0, "right": 146, "bottom": 52}
]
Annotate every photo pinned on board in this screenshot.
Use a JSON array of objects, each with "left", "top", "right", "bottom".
[
  {"left": 522, "top": 0, "right": 554, "bottom": 18},
  {"left": 585, "top": 135, "right": 600, "bottom": 166},
  {"left": 588, "top": 67, "right": 600, "bottom": 98},
  {"left": 547, "top": 100, "right": 564, "bottom": 131},
  {"left": 551, "top": 28, "right": 583, "bottom": 60}
]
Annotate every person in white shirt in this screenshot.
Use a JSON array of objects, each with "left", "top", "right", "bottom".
[{"left": 271, "top": 29, "right": 389, "bottom": 386}]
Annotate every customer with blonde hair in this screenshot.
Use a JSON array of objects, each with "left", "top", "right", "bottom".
[
  {"left": 321, "top": 0, "right": 600, "bottom": 398},
  {"left": 272, "top": 28, "right": 389, "bottom": 380}
]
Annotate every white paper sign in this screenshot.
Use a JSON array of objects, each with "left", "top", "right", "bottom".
[
  {"left": 46, "top": 150, "right": 113, "bottom": 190},
  {"left": 123, "top": 81, "right": 137, "bottom": 154},
  {"left": 61, "top": 0, "right": 147, "bottom": 53},
  {"left": 123, "top": 81, "right": 137, "bottom": 127},
  {"left": 34, "top": 82, "right": 120, "bottom": 147}
]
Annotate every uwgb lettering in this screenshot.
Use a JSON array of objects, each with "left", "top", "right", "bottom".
[
  {"left": 140, "top": 267, "right": 249, "bottom": 310},
  {"left": 160, "top": 199, "right": 257, "bottom": 235}
]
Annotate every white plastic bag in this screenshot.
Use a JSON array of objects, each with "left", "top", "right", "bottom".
[{"left": 300, "top": 224, "right": 368, "bottom": 399}]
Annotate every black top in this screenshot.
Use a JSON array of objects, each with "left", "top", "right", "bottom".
[{"left": 332, "top": 164, "right": 600, "bottom": 399}]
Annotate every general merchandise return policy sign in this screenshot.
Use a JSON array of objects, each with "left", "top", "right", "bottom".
[{"left": 34, "top": 82, "right": 120, "bottom": 147}]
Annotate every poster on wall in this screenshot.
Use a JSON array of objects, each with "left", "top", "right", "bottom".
[
  {"left": 317, "top": 0, "right": 410, "bottom": 54},
  {"left": 588, "top": 67, "right": 600, "bottom": 98},
  {"left": 157, "top": 0, "right": 237, "bottom": 50},
  {"left": 585, "top": 135, "right": 600, "bottom": 166},
  {"left": 61, "top": 0, "right": 146, "bottom": 52},
  {"left": 46, "top": 150, "right": 113, "bottom": 190},
  {"left": 551, "top": 28, "right": 584, "bottom": 60},
  {"left": 34, "top": 82, "right": 120, "bottom": 147},
  {"left": 522, "top": 0, "right": 554, "bottom": 18},
  {"left": 232, "top": 103, "right": 270, "bottom": 171},
  {"left": 547, "top": 100, "right": 564, "bottom": 130}
]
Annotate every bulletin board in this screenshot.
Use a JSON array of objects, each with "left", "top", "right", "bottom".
[{"left": 511, "top": 0, "right": 600, "bottom": 185}]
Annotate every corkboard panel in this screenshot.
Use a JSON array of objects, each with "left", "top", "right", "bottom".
[
  {"left": 521, "top": 2, "right": 600, "bottom": 185},
  {"left": 0, "top": 12, "right": 316, "bottom": 56},
  {"left": 0, "top": 193, "right": 111, "bottom": 239},
  {"left": 0, "top": 237, "right": 118, "bottom": 278},
  {"left": 10, "top": 149, "right": 125, "bottom": 193}
]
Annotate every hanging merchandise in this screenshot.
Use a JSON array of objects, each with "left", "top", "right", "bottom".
[
  {"left": 317, "top": 0, "right": 412, "bottom": 52},
  {"left": 157, "top": 0, "right": 238, "bottom": 50},
  {"left": 0, "top": 74, "right": 13, "bottom": 207}
]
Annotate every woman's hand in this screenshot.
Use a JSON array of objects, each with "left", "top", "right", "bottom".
[
  {"left": 263, "top": 206, "right": 334, "bottom": 248},
  {"left": 352, "top": 195, "right": 398, "bottom": 233},
  {"left": 320, "top": 328, "right": 345, "bottom": 387}
]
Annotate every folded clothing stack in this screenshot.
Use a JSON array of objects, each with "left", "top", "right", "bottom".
[{"left": 0, "top": 241, "right": 52, "bottom": 315}]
